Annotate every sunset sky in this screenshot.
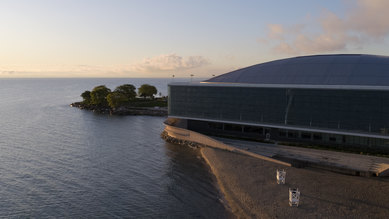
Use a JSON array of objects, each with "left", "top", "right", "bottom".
[{"left": 1, "top": 0, "right": 389, "bottom": 78}]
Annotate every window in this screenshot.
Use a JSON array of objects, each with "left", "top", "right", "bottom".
[
  {"left": 288, "top": 131, "right": 298, "bottom": 138},
  {"left": 224, "top": 124, "right": 242, "bottom": 132},
  {"left": 244, "top": 126, "right": 261, "bottom": 133},
  {"left": 279, "top": 130, "right": 287, "bottom": 137},
  {"left": 313, "top": 133, "right": 322, "bottom": 140},
  {"left": 301, "top": 132, "right": 311, "bottom": 139},
  {"left": 208, "top": 122, "right": 223, "bottom": 130}
]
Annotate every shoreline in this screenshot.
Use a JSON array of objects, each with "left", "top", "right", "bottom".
[
  {"left": 200, "top": 147, "right": 389, "bottom": 218},
  {"left": 70, "top": 102, "right": 167, "bottom": 116},
  {"left": 162, "top": 123, "right": 389, "bottom": 217},
  {"left": 200, "top": 148, "right": 252, "bottom": 218}
]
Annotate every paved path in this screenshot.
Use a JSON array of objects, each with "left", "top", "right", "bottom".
[{"left": 215, "top": 137, "right": 389, "bottom": 176}]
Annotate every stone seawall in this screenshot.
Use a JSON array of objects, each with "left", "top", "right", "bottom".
[
  {"left": 161, "top": 130, "right": 203, "bottom": 148},
  {"left": 162, "top": 124, "right": 291, "bottom": 167}
]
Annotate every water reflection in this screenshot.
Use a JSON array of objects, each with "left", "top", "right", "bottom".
[{"left": 0, "top": 79, "right": 231, "bottom": 218}]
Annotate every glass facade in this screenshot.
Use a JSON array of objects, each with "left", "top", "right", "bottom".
[{"left": 168, "top": 84, "right": 389, "bottom": 151}]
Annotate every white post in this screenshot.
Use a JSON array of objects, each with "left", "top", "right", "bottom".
[
  {"left": 289, "top": 188, "right": 300, "bottom": 207},
  {"left": 276, "top": 169, "right": 286, "bottom": 184}
]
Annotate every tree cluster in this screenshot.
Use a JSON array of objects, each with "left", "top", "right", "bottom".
[{"left": 81, "top": 84, "right": 158, "bottom": 109}]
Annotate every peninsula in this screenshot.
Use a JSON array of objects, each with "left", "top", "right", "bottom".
[{"left": 71, "top": 84, "right": 167, "bottom": 116}]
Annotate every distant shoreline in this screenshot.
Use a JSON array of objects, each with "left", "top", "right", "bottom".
[{"left": 70, "top": 102, "right": 167, "bottom": 116}]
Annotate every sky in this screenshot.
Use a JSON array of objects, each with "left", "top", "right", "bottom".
[{"left": 0, "top": 0, "right": 388, "bottom": 78}]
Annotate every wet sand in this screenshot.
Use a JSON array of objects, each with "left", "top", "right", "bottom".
[{"left": 201, "top": 147, "right": 389, "bottom": 218}]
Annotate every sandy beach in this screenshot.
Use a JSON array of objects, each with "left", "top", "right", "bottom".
[{"left": 201, "top": 147, "right": 389, "bottom": 218}]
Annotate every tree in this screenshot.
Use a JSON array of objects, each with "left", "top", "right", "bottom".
[
  {"left": 107, "top": 91, "right": 128, "bottom": 108},
  {"left": 114, "top": 84, "right": 136, "bottom": 100},
  {"left": 81, "top": 90, "right": 91, "bottom": 104},
  {"left": 90, "top": 85, "right": 111, "bottom": 106},
  {"left": 138, "top": 84, "right": 157, "bottom": 99}
]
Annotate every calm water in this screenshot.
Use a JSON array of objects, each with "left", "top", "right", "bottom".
[{"left": 0, "top": 78, "right": 230, "bottom": 218}]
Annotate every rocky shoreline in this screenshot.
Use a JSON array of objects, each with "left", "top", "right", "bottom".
[
  {"left": 160, "top": 130, "right": 204, "bottom": 148},
  {"left": 70, "top": 102, "right": 167, "bottom": 116}
]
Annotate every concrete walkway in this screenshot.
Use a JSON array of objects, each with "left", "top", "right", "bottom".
[{"left": 215, "top": 137, "right": 389, "bottom": 177}]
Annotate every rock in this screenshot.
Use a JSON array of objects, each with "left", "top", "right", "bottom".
[{"left": 70, "top": 102, "right": 167, "bottom": 116}]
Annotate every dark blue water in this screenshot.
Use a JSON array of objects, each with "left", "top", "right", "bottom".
[{"left": 0, "top": 78, "right": 230, "bottom": 218}]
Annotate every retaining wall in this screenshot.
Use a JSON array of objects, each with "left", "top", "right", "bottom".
[{"left": 163, "top": 124, "right": 291, "bottom": 167}]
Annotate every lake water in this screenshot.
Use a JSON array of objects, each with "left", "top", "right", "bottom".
[{"left": 0, "top": 78, "right": 230, "bottom": 218}]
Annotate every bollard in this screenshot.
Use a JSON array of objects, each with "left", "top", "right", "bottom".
[
  {"left": 289, "top": 188, "right": 300, "bottom": 207},
  {"left": 276, "top": 169, "right": 286, "bottom": 184}
]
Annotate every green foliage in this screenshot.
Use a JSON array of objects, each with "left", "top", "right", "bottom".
[
  {"left": 138, "top": 84, "right": 157, "bottom": 99},
  {"left": 107, "top": 91, "right": 128, "bottom": 108},
  {"left": 79, "top": 84, "right": 164, "bottom": 109},
  {"left": 114, "top": 84, "right": 136, "bottom": 100},
  {"left": 81, "top": 90, "right": 91, "bottom": 104},
  {"left": 90, "top": 85, "right": 111, "bottom": 106}
]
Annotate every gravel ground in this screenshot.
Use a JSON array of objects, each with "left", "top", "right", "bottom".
[{"left": 201, "top": 147, "right": 389, "bottom": 219}]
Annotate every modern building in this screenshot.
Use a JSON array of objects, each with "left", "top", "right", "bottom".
[{"left": 168, "top": 54, "right": 389, "bottom": 154}]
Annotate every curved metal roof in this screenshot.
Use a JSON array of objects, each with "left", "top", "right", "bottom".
[{"left": 205, "top": 54, "right": 389, "bottom": 86}]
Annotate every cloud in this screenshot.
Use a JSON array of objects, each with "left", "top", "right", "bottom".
[
  {"left": 348, "top": 0, "right": 389, "bottom": 37},
  {"left": 1, "top": 71, "right": 15, "bottom": 75},
  {"left": 273, "top": 31, "right": 352, "bottom": 55},
  {"left": 0, "top": 54, "right": 210, "bottom": 77},
  {"left": 0, "top": 64, "right": 126, "bottom": 78},
  {"left": 267, "top": 24, "right": 285, "bottom": 40},
  {"left": 260, "top": 0, "right": 389, "bottom": 55},
  {"left": 130, "top": 54, "right": 210, "bottom": 73}
]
